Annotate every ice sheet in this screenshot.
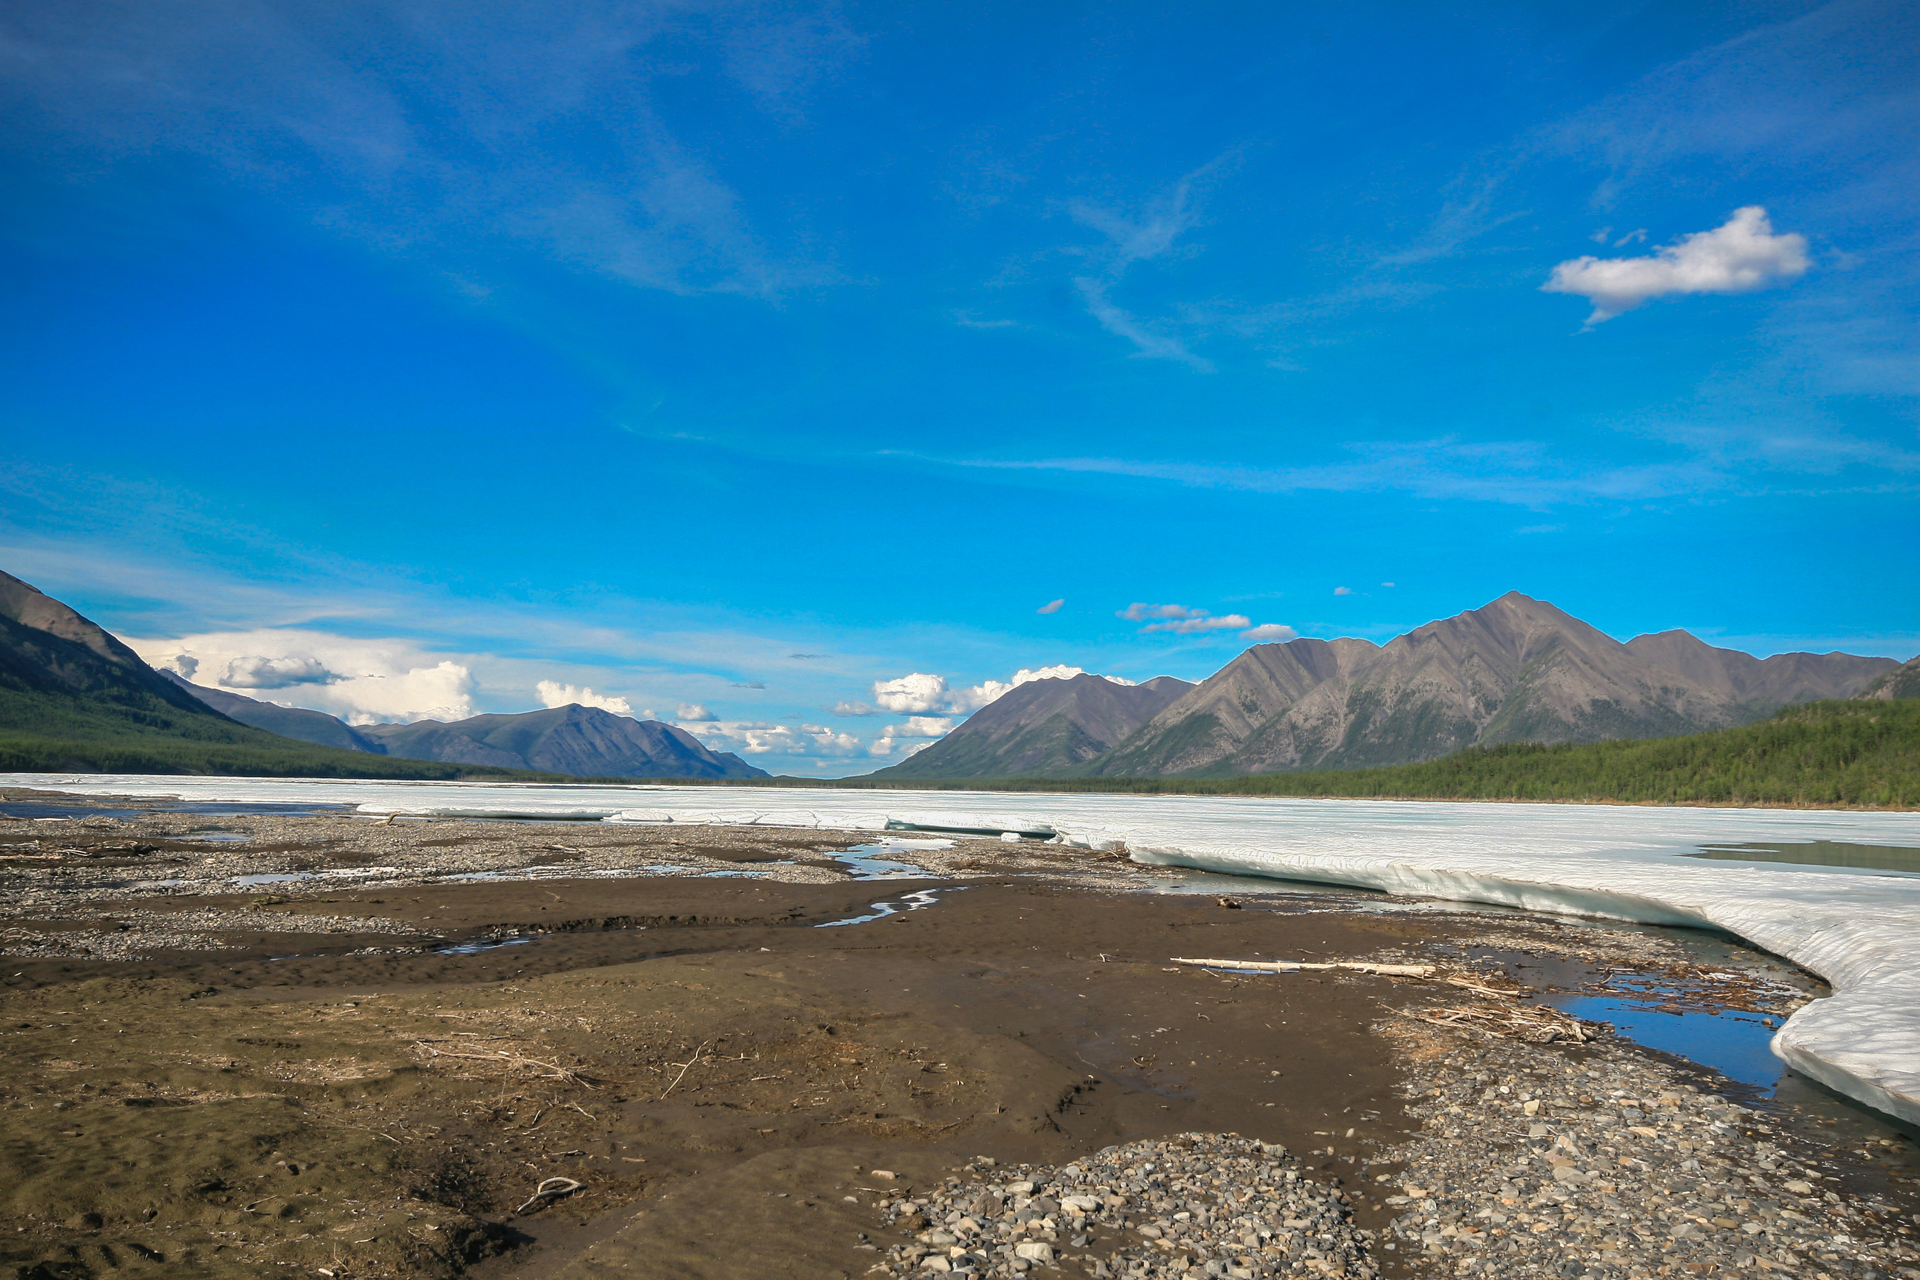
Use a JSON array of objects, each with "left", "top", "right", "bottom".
[{"left": 10, "top": 774, "right": 1919, "bottom": 1122}]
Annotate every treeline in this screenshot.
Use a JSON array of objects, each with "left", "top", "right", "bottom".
[
  {"left": 0, "top": 685, "right": 563, "bottom": 782},
  {"left": 779, "top": 699, "right": 1920, "bottom": 809}
]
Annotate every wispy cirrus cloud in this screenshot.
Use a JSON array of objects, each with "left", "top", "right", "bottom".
[
  {"left": 1059, "top": 158, "right": 1233, "bottom": 371},
  {"left": 0, "top": 0, "right": 852, "bottom": 301},
  {"left": 944, "top": 439, "right": 1727, "bottom": 509}
]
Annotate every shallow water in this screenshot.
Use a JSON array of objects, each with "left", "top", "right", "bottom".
[
  {"left": 1550, "top": 993, "right": 1784, "bottom": 1089},
  {"left": 816, "top": 886, "right": 966, "bottom": 927},
  {"left": 1689, "top": 839, "right": 1920, "bottom": 875}
]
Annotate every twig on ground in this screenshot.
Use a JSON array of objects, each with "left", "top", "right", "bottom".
[
  {"left": 660, "top": 1039, "right": 712, "bottom": 1099},
  {"left": 514, "top": 1176, "right": 583, "bottom": 1215},
  {"left": 1170, "top": 956, "right": 1437, "bottom": 977}
]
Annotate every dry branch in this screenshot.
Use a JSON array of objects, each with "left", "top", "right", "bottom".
[
  {"left": 1411, "top": 1003, "right": 1597, "bottom": 1044},
  {"left": 1169, "top": 957, "right": 1436, "bottom": 977}
]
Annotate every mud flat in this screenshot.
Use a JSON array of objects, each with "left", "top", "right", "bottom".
[{"left": 1, "top": 789, "right": 1915, "bottom": 1279}]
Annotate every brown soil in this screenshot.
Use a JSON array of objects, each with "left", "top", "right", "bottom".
[{"left": 1, "top": 859, "right": 1453, "bottom": 1279}]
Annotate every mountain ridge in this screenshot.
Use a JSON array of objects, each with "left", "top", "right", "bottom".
[
  {"left": 360, "top": 704, "right": 768, "bottom": 779},
  {"left": 865, "top": 592, "right": 1901, "bottom": 781},
  {"left": 868, "top": 673, "right": 1194, "bottom": 779}
]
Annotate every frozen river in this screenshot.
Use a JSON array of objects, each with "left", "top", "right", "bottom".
[{"left": 9, "top": 774, "right": 1920, "bottom": 1125}]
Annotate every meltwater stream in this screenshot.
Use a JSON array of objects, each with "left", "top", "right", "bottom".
[{"left": 10, "top": 774, "right": 1920, "bottom": 1125}]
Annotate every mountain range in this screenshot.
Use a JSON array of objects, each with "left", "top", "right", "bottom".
[
  {"left": 160, "top": 661, "right": 765, "bottom": 779},
  {"left": 870, "top": 592, "right": 1902, "bottom": 780},
  {"left": 1, "top": 568, "right": 763, "bottom": 780}
]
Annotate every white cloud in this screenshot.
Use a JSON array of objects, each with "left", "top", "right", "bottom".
[
  {"left": 872, "top": 672, "right": 953, "bottom": 714},
  {"left": 1117, "top": 602, "right": 1207, "bottom": 622},
  {"left": 1542, "top": 206, "right": 1809, "bottom": 324},
  {"left": 129, "top": 629, "right": 479, "bottom": 724},
  {"left": 1141, "top": 614, "right": 1250, "bottom": 634},
  {"left": 870, "top": 715, "right": 954, "bottom": 756},
  {"left": 536, "top": 680, "right": 634, "bottom": 716},
  {"left": 219, "top": 655, "right": 340, "bottom": 688},
  {"left": 868, "top": 664, "right": 1134, "bottom": 721},
  {"left": 680, "top": 719, "right": 866, "bottom": 758},
  {"left": 675, "top": 702, "right": 716, "bottom": 722},
  {"left": 1239, "top": 623, "right": 1298, "bottom": 642},
  {"left": 1036, "top": 598, "right": 1065, "bottom": 614},
  {"left": 830, "top": 700, "right": 878, "bottom": 717},
  {"left": 1334, "top": 586, "right": 1354, "bottom": 596},
  {"left": 1119, "top": 603, "right": 1262, "bottom": 635}
]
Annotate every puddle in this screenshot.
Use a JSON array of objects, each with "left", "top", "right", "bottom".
[
  {"left": 816, "top": 886, "right": 966, "bottom": 927},
  {"left": 1547, "top": 993, "right": 1785, "bottom": 1089},
  {"left": 186, "top": 832, "right": 252, "bottom": 844},
  {"left": 1687, "top": 840, "right": 1920, "bottom": 876},
  {"left": 830, "top": 839, "right": 953, "bottom": 880},
  {"left": 0, "top": 803, "right": 151, "bottom": 820},
  {"left": 232, "top": 867, "right": 400, "bottom": 888},
  {"left": 435, "top": 936, "right": 533, "bottom": 956}
]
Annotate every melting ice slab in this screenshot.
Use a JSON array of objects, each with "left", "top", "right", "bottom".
[{"left": 10, "top": 775, "right": 1919, "bottom": 1124}]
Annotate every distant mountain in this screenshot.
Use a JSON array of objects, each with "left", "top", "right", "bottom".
[
  {"left": 1080, "top": 593, "right": 1896, "bottom": 777},
  {"left": 361, "top": 704, "right": 769, "bottom": 779},
  {"left": 159, "top": 669, "right": 387, "bottom": 753},
  {"left": 869, "top": 592, "right": 1899, "bottom": 781},
  {"left": 1623, "top": 630, "right": 1896, "bottom": 710},
  {"left": 1859, "top": 656, "right": 1920, "bottom": 701},
  {"left": 867, "top": 673, "right": 1194, "bottom": 779}
]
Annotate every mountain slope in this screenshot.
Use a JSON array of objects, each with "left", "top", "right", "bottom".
[
  {"left": 362, "top": 704, "right": 769, "bottom": 779},
  {"left": 160, "top": 670, "right": 387, "bottom": 753},
  {"left": 1098, "top": 593, "right": 1896, "bottom": 777},
  {"left": 1084, "top": 639, "right": 1377, "bottom": 777},
  {"left": 0, "top": 569, "right": 561, "bottom": 780},
  {"left": 0, "top": 569, "right": 255, "bottom": 740},
  {"left": 1860, "top": 656, "right": 1920, "bottom": 701},
  {"left": 1624, "top": 630, "right": 1897, "bottom": 709},
  {"left": 867, "top": 674, "right": 1193, "bottom": 779}
]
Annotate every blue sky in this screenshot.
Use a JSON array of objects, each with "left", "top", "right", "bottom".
[{"left": 2, "top": 0, "right": 1915, "bottom": 775}]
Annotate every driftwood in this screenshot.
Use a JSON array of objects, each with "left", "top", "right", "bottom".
[
  {"left": 515, "top": 1176, "right": 584, "bottom": 1214},
  {"left": 1412, "top": 1003, "right": 1597, "bottom": 1043},
  {"left": 1169, "top": 957, "right": 1437, "bottom": 977},
  {"left": 412, "top": 1041, "right": 594, "bottom": 1086}
]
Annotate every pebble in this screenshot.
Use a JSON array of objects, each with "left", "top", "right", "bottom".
[
  {"left": 864, "top": 1133, "right": 1374, "bottom": 1278},
  {"left": 1366, "top": 1026, "right": 1919, "bottom": 1280}
]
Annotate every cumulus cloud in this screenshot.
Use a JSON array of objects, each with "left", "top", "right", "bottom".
[
  {"left": 219, "top": 655, "right": 340, "bottom": 689},
  {"left": 129, "top": 630, "right": 479, "bottom": 723},
  {"left": 679, "top": 719, "right": 866, "bottom": 758},
  {"left": 1334, "top": 586, "right": 1354, "bottom": 596},
  {"left": 868, "top": 666, "right": 1134, "bottom": 720},
  {"left": 870, "top": 716, "right": 955, "bottom": 756},
  {"left": 830, "top": 700, "right": 878, "bottom": 717},
  {"left": 1036, "top": 598, "right": 1065, "bottom": 614},
  {"left": 535, "top": 680, "right": 634, "bottom": 716},
  {"left": 1240, "top": 623, "right": 1298, "bottom": 642},
  {"left": 872, "top": 672, "right": 953, "bottom": 714},
  {"left": 1542, "top": 206, "right": 1809, "bottom": 324},
  {"left": 675, "top": 703, "right": 715, "bottom": 722}
]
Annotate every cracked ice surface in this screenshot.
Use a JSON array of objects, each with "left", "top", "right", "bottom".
[{"left": 10, "top": 776, "right": 1920, "bottom": 1122}]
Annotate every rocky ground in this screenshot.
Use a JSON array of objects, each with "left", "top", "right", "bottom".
[{"left": 0, "top": 788, "right": 1915, "bottom": 1280}]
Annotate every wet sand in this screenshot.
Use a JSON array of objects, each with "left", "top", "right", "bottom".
[{"left": 2, "top": 790, "right": 1915, "bottom": 1279}]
